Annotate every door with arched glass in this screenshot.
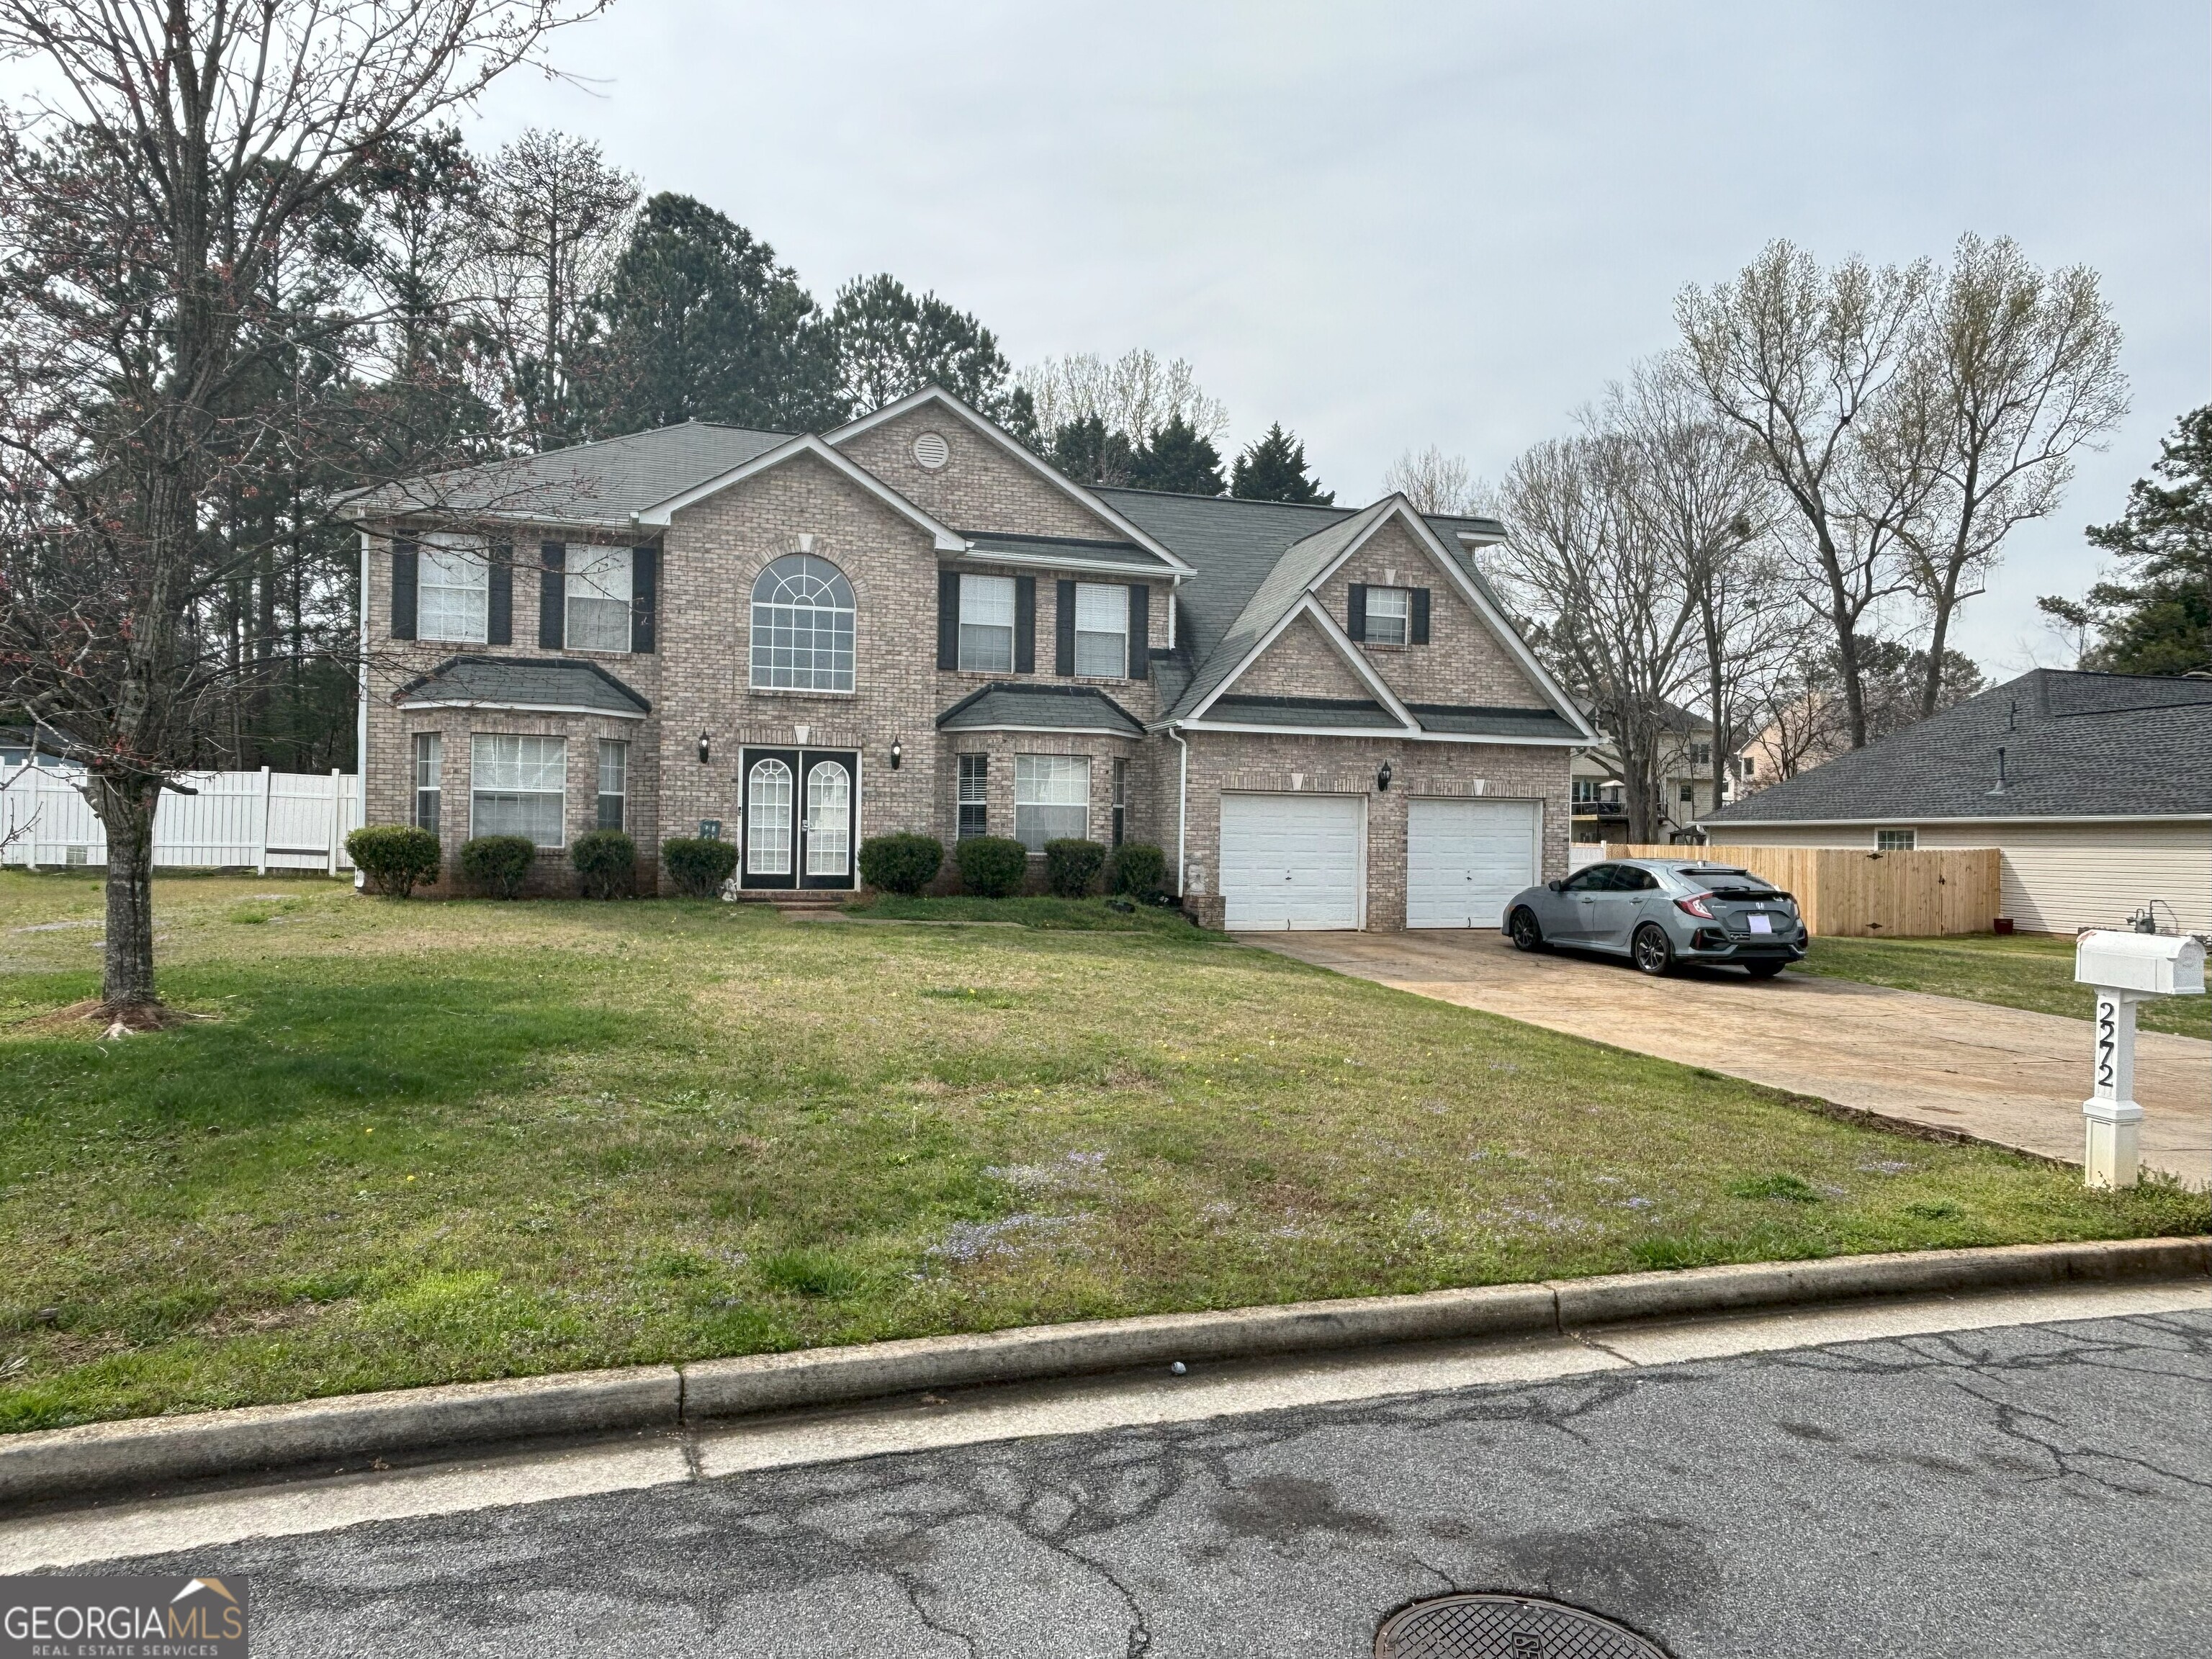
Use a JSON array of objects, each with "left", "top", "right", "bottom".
[{"left": 739, "top": 746, "right": 858, "bottom": 890}]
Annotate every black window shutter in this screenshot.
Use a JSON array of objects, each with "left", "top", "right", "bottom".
[
  {"left": 1346, "top": 583, "right": 1368, "bottom": 642},
  {"left": 1015, "top": 575, "right": 1037, "bottom": 674},
  {"left": 391, "top": 540, "right": 418, "bottom": 640},
  {"left": 487, "top": 543, "right": 513, "bottom": 645},
  {"left": 1054, "top": 579, "right": 1076, "bottom": 675},
  {"left": 938, "top": 570, "right": 961, "bottom": 669},
  {"left": 539, "top": 542, "right": 565, "bottom": 649},
  {"left": 1128, "top": 583, "right": 1149, "bottom": 679},
  {"left": 1411, "top": 587, "right": 1431, "bottom": 645},
  {"left": 630, "top": 545, "right": 657, "bottom": 653}
]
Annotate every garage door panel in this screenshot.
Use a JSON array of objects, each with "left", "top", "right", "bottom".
[
  {"left": 1220, "top": 793, "right": 1363, "bottom": 930},
  {"left": 1407, "top": 797, "right": 1538, "bottom": 928}
]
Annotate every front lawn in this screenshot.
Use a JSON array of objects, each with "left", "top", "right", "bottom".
[
  {"left": 1791, "top": 932, "right": 2210, "bottom": 1040},
  {"left": 1, "top": 871, "right": 2200, "bottom": 1432}
]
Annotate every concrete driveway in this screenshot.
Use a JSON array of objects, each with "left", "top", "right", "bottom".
[{"left": 1244, "top": 930, "right": 2211, "bottom": 1184}]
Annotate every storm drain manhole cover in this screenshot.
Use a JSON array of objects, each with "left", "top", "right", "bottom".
[{"left": 1376, "top": 1593, "right": 1668, "bottom": 1659}]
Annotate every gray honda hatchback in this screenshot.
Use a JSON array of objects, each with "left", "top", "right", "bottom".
[{"left": 1501, "top": 858, "right": 1809, "bottom": 976}]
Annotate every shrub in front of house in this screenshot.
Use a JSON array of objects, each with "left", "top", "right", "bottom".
[
  {"left": 460, "top": 834, "right": 536, "bottom": 899},
  {"left": 1107, "top": 841, "right": 1166, "bottom": 900},
  {"left": 346, "top": 825, "right": 441, "bottom": 898},
  {"left": 570, "top": 829, "right": 637, "bottom": 899},
  {"left": 1043, "top": 837, "right": 1107, "bottom": 898},
  {"left": 662, "top": 835, "right": 739, "bottom": 899},
  {"left": 859, "top": 832, "right": 943, "bottom": 896},
  {"left": 955, "top": 835, "right": 1027, "bottom": 898}
]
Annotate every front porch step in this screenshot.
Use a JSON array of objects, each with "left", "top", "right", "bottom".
[{"left": 729, "top": 889, "right": 853, "bottom": 909}]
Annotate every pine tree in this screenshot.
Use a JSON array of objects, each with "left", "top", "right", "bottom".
[
  {"left": 2048, "top": 405, "right": 2212, "bottom": 675},
  {"left": 575, "top": 194, "right": 843, "bottom": 436},
  {"left": 829, "top": 274, "right": 1021, "bottom": 423},
  {"left": 1049, "top": 415, "right": 1135, "bottom": 487},
  {"left": 1127, "top": 415, "right": 1224, "bottom": 495},
  {"left": 1231, "top": 423, "right": 1334, "bottom": 503}
]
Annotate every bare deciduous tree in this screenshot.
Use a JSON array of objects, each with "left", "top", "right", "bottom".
[
  {"left": 1676, "top": 240, "right": 1930, "bottom": 750},
  {"left": 1380, "top": 444, "right": 1484, "bottom": 516},
  {"left": 0, "top": 0, "right": 605, "bottom": 1021},
  {"left": 1017, "top": 349, "right": 1228, "bottom": 445}
]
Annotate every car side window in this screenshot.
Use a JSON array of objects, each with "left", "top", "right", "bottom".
[
  {"left": 1611, "top": 866, "right": 1659, "bottom": 891},
  {"left": 1563, "top": 864, "right": 1614, "bottom": 893}
]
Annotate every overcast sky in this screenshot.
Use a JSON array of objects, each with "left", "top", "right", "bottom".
[{"left": 364, "top": 6, "right": 2212, "bottom": 667}]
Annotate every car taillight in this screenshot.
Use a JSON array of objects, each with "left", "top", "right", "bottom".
[{"left": 1674, "top": 893, "right": 1715, "bottom": 919}]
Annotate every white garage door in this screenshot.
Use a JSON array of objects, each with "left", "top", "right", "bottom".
[
  {"left": 1219, "top": 793, "right": 1364, "bottom": 930},
  {"left": 1406, "top": 797, "right": 1539, "bottom": 928}
]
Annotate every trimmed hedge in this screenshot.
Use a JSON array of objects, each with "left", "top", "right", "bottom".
[
  {"left": 1043, "top": 837, "right": 1106, "bottom": 898},
  {"left": 859, "top": 832, "right": 943, "bottom": 896},
  {"left": 662, "top": 835, "right": 739, "bottom": 899},
  {"left": 1107, "top": 840, "right": 1166, "bottom": 900},
  {"left": 954, "top": 835, "right": 1027, "bottom": 899},
  {"left": 460, "top": 835, "right": 536, "bottom": 899},
  {"left": 346, "top": 825, "right": 440, "bottom": 898},
  {"left": 570, "top": 829, "right": 637, "bottom": 899}
]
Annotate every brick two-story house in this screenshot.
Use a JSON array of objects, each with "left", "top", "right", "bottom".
[{"left": 343, "top": 387, "right": 1594, "bottom": 930}]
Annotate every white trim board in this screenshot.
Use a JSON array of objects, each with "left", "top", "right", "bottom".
[
  {"left": 1175, "top": 720, "right": 1586, "bottom": 747},
  {"left": 634, "top": 433, "right": 966, "bottom": 550},
  {"left": 1706, "top": 814, "right": 2212, "bottom": 828},
  {"left": 826, "top": 386, "right": 1195, "bottom": 575},
  {"left": 395, "top": 699, "right": 648, "bottom": 721}
]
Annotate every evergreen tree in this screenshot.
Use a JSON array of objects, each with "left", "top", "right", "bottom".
[
  {"left": 1231, "top": 423, "right": 1334, "bottom": 503},
  {"left": 1127, "top": 415, "right": 1224, "bottom": 495},
  {"left": 1048, "top": 415, "right": 1135, "bottom": 487},
  {"left": 2042, "top": 406, "right": 2212, "bottom": 675},
  {"left": 575, "top": 194, "right": 843, "bottom": 436},
  {"left": 830, "top": 273, "right": 1020, "bottom": 422}
]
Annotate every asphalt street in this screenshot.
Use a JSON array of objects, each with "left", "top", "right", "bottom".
[{"left": 62, "top": 1305, "right": 2212, "bottom": 1658}]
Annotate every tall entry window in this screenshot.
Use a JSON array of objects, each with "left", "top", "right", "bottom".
[
  {"left": 750, "top": 554, "right": 856, "bottom": 691},
  {"left": 747, "top": 757, "right": 794, "bottom": 876},
  {"left": 1015, "top": 755, "right": 1089, "bottom": 853}
]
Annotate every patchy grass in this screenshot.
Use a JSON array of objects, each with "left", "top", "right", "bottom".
[
  {"left": 1, "top": 870, "right": 2202, "bottom": 1432},
  {"left": 1792, "top": 932, "right": 2210, "bottom": 1040},
  {"left": 842, "top": 893, "right": 1205, "bottom": 933}
]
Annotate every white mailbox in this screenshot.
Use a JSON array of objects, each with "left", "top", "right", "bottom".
[
  {"left": 2073, "top": 930, "right": 2207, "bottom": 1189},
  {"left": 2074, "top": 932, "right": 2206, "bottom": 997}
]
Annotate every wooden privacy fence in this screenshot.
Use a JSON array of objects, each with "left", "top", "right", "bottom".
[
  {"left": 0, "top": 762, "right": 362, "bottom": 874},
  {"left": 1605, "top": 842, "right": 2003, "bottom": 938}
]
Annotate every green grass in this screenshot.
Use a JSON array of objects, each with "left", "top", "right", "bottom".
[
  {"left": 1791, "top": 932, "right": 2210, "bottom": 1040},
  {"left": 842, "top": 894, "right": 1203, "bottom": 933},
  {"left": 0, "top": 871, "right": 2201, "bottom": 1432}
]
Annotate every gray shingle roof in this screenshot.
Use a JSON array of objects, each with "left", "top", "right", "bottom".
[
  {"left": 1207, "top": 695, "right": 1404, "bottom": 730},
  {"left": 393, "top": 656, "right": 652, "bottom": 716},
  {"left": 963, "top": 530, "right": 1175, "bottom": 572},
  {"left": 1708, "top": 670, "right": 2212, "bottom": 823},
  {"left": 935, "top": 683, "right": 1146, "bottom": 736},
  {"left": 346, "top": 423, "right": 789, "bottom": 526},
  {"left": 1410, "top": 703, "right": 1583, "bottom": 739}
]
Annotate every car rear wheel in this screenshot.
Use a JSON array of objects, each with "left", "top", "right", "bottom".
[
  {"left": 1509, "top": 907, "right": 1545, "bottom": 952},
  {"left": 1743, "top": 959, "right": 1788, "bottom": 979},
  {"left": 1632, "top": 923, "right": 1674, "bottom": 976}
]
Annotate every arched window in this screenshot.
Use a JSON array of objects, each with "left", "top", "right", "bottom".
[{"left": 750, "top": 554, "right": 855, "bottom": 691}]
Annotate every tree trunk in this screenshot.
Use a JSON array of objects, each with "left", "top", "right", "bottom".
[{"left": 95, "top": 775, "right": 162, "bottom": 1010}]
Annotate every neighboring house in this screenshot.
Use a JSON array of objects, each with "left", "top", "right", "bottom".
[
  {"left": 1703, "top": 669, "right": 2212, "bottom": 933},
  {"left": 343, "top": 387, "right": 1595, "bottom": 930},
  {"left": 1569, "top": 700, "right": 1730, "bottom": 844}
]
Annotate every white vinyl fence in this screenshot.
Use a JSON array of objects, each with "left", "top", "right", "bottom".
[{"left": 0, "top": 763, "right": 362, "bottom": 873}]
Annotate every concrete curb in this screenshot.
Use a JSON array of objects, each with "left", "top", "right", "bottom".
[{"left": 4, "top": 1237, "right": 2204, "bottom": 1506}]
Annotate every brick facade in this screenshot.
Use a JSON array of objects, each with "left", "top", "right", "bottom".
[{"left": 356, "top": 399, "right": 1580, "bottom": 925}]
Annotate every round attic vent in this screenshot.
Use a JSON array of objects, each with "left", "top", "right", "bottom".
[{"left": 912, "top": 431, "right": 950, "bottom": 470}]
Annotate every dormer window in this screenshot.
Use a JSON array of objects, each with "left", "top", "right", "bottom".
[{"left": 1364, "top": 585, "right": 1411, "bottom": 647}]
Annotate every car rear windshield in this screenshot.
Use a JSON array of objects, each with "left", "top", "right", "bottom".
[{"left": 1673, "top": 865, "right": 1777, "bottom": 894}]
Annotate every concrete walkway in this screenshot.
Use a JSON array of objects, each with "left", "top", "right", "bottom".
[{"left": 1244, "top": 930, "right": 2211, "bottom": 1184}]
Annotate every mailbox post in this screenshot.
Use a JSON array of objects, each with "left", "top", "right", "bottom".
[{"left": 2073, "top": 931, "right": 2206, "bottom": 1188}]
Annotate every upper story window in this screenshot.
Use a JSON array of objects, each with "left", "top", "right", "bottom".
[
  {"left": 1073, "top": 583, "right": 1128, "bottom": 678},
  {"left": 567, "top": 547, "right": 633, "bottom": 653},
  {"left": 959, "top": 574, "right": 1016, "bottom": 673},
  {"left": 1687, "top": 740, "right": 1713, "bottom": 767},
  {"left": 1571, "top": 778, "right": 1601, "bottom": 804},
  {"left": 1364, "top": 585, "right": 1411, "bottom": 646},
  {"left": 751, "top": 554, "right": 855, "bottom": 692},
  {"left": 419, "top": 539, "right": 490, "bottom": 642}
]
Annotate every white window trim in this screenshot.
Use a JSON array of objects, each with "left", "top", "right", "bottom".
[
  {"left": 1073, "top": 582, "right": 1128, "bottom": 679},
  {"left": 469, "top": 733, "right": 569, "bottom": 848},
  {"left": 959, "top": 572, "right": 1017, "bottom": 674},
  {"left": 1364, "top": 585, "right": 1411, "bottom": 647},
  {"left": 1013, "top": 753, "right": 1092, "bottom": 854},
  {"left": 566, "top": 547, "right": 634, "bottom": 656},
  {"left": 418, "top": 534, "right": 491, "bottom": 644}
]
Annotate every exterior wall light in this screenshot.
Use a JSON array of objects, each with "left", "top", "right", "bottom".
[
  {"left": 889, "top": 737, "right": 903, "bottom": 770},
  {"left": 1376, "top": 761, "right": 1393, "bottom": 791},
  {"left": 698, "top": 731, "right": 711, "bottom": 765}
]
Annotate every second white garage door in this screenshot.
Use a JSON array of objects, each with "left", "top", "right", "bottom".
[
  {"left": 1219, "top": 792, "right": 1364, "bottom": 930},
  {"left": 1406, "top": 797, "right": 1540, "bottom": 928}
]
